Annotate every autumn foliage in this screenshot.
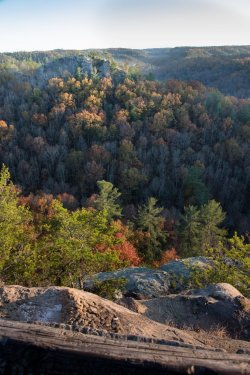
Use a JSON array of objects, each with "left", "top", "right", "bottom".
[
  {"left": 113, "top": 221, "right": 141, "bottom": 266},
  {"left": 153, "top": 248, "right": 179, "bottom": 268}
]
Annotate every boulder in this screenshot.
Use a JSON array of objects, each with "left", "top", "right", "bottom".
[
  {"left": 93, "top": 59, "right": 112, "bottom": 77},
  {"left": 185, "top": 283, "right": 244, "bottom": 300},
  {"left": 134, "top": 284, "right": 250, "bottom": 340},
  {"left": 160, "top": 257, "right": 213, "bottom": 291},
  {"left": 160, "top": 257, "right": 211, "bottom": 277},
  {"left": 84, "top": 267, "right": 172, "bottom": 299},
  {"left": 84, "top": 257, "right": 213, "bottom": 299}
]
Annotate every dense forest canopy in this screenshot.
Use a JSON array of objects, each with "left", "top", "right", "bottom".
[
  {"left": 107, "top": 46, "right": 250, "bottom": 98},
  {"left": 0, "top": 49, "right": 249, "bottom": 233},
  {"left": 0, "top": 48, "right": 249, "bottom": 293}
]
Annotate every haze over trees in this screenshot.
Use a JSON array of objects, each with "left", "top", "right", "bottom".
[{"left": 107, "top": 46, "right": 250, "bottom": 98}]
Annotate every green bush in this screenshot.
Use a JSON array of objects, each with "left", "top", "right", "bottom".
[
  {"left": 90, "top": 278, "right": 127, "bottom": 300},
  {"left": 189, "top": 233, "right": 250, "bottom": 297}
]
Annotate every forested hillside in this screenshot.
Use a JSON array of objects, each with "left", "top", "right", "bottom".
[
  {"left": 0, "top": 50, "right": 249, "bottom": 290},
  {"left": 0, "top": 52, "right": 249, "bottom": 232},
  {"left": 1, "top": 45, "right": 250, "bottom": 97},
  {"left": 107, "top": 46, "right": 250, "bottom": 98}
]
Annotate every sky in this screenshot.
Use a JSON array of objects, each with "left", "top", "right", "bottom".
[{"left": 0, "top": 0, "right": 249, "bottom": 52}]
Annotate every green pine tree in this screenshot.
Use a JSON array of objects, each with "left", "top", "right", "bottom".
[
  {"left": 94, "top": 180, "right": 122, "bottom": 222},
  {"left": 136, "top": 197, "right": 168, "bottom": 262},
  {"left": 178, "top": 205, "right": 202, "bottom": 257},
  {"left": 179, "top": 200, "right": 226, "bottom": 257},
  {"left": 199, "top": 200, "right": 227, "bottom": 253}
]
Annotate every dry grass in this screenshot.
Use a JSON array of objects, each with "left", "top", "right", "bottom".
[
  {"left": 164, "top": 320, "right": 230, "bottom": 340},
  {"left": 193, "top": 325, "right": 229, "bottom": 339}
]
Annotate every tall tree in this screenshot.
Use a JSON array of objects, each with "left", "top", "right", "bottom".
[
  {"left": 178, "top": 205, "right": 202, "bottom": 257},
  {"left": 136, "top": 197, "right": 168, "bottom": 262},
  {"left": 178, "top": 200, "right": 226, "bottom": 257},
  {"left": 199, "top": 200, "right": 226, "bottom": 253},
  {"left": 93, "top": 180, "right": 122, "bottom": 222}
]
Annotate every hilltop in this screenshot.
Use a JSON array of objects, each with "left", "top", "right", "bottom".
[{"left": 1, "top": 45, "right": 250, "bottom": 97}]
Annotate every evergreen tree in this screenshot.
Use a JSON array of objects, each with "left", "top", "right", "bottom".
[
  {"left": 136, "top": 197, "right": 168, "bottom": 262},
  {"left": 0, "top": 169, "right": 125, "bottom": 287},
  {"left": 178, "top": 205, "right": 202, "bottom": 257},
  {"left": 36, "top": 200, "right": 124, "bottom": 287},
  {"left": 94, "top": 180, "right": 122, "bottom": 222},
  {"left": 179, "top": 200, "right": 226, "bottom": 257},
  {"left": 199, "top": 199, "right": 226, "bottom": 253}
]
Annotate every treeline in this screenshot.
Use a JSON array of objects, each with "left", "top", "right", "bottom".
[
  {"left": 0, "top": 63, "right": 249, "bottom": 234},
  {"left": 2, "top": 46, "right": 250, "bottom": 98},
  {"left": 106, "top": 46, "right": 250, "bottom": 98}
]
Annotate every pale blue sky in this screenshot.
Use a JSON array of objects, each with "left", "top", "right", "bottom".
[{"left": 0, "top": 0, "right": 249, "bottom": 52}]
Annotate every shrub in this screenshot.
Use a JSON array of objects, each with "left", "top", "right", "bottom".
[
  {"left": 189, "top": 233, "right": 250, "bottom": 297},
  {"left": 90, "top": 278, "right": 127, "bottom": 300}
]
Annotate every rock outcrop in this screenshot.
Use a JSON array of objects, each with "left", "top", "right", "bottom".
[
  {"left": 0, "top": 285, "right": 205, "bottom": 346},
  {"left": 84, "top": 267, "right": 172, "bottom": 299},
  {"left": 185, "top": 283, "right": 244, "bottom": 300},
  {"left": 84, "top": 257, "right": 212, "bottom": 299},
  {"left": 1, "top": 284, "right": 250, "bottom": 357},
  {"left": 160, "top": 257, "right": 211, "bottom": 279},
  {"left": 119, "top": 283, "right": 250, "bottom": 340}
]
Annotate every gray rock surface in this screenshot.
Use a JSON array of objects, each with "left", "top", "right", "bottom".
[
  {"left": 84, "top": 267, "right": 172, "bottom": 299},
  {"left": 160, "top": 257, "right": 212, "bottom": 277},
  {"left": 84, "top": 257, "right": 213, "bottom": 299},
  {"left": 1, "top": 285, "right": 250, "bottom": 359}
]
